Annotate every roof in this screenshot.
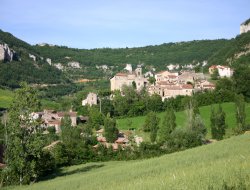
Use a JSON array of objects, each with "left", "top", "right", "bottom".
[
  {"left": 203, "top": 84, "right": 215, "bottom": 88},
  {"left": 209, "top": 65, "right": 217, "bottom": 69},
  {"left": 116, "top": 72, "right": 128, "bottom": 77},
  {"left": 97, "top": 136, "right": 106, "bottom": 142},
  {"left": 165, "top": 86, "right": 182, "bottom": 90},
  {"left": 115, "top": 137, "right": 129, "bottom": 144},
  {"left": 57, "top": 111, "right": 77, "bottom": 117},
  {"left": 209, "top": 65, "right": 230, "bottom": 70},
  {"left": 182, "top": 84, "right": 193, "bottom": 89},
  {"left": 96, "top": 128, "right": 104, "bottom": 133},
  {"left": 157, "top": 81, "right": 172, "bottom": 85},
  {"left": 168, "top": 75, "right": 178, "bottom": 78}
]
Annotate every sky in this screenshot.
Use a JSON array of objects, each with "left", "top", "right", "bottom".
[{"left": 1, "top": 0, "right": 250, "bottom": 49}]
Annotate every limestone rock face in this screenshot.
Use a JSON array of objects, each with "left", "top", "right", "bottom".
[
  {"left": 29, "top": 54, "right": 36, "bottom": 61},
  {"left": 240, "top": 19, "right": 250, "bottom": 34},
  {"left": 54, "top": 63, "right": 64, "bottom": 70},
  {"left": 68, "top": 61, "right": 81, "bottom": 68},
  {"left": 46, "top": 58, "right": 52, "bottom": 65},
  {"left": 0, "top": 43, "right": 16, "bottom": 61}
]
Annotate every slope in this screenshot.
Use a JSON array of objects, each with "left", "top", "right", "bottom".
[
  {"left": 0, "top": 29, "right": 69, "bottom": 88},
  {"left": 6, "top": 133, "right": 250, "bottom": 190},
  {"left": 117, "top": 102, "right": 250, "bottom": 135}
]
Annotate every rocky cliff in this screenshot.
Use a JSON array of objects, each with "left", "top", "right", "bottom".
[
  {"left": 0, "top": 43, "right": 17, "bottom": 62},
  {"left": 240, "top": 18, "right": 250, "bottom": 34}
]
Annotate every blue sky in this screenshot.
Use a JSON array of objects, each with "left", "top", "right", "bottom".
[{"left": 1, "top": 0, "right": 249, "bottom": 49}]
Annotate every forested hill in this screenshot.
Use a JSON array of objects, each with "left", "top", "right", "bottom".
[
  {"left": 0, "top": 30, "right": 69, "bottom": 88},
  {"left": 1, "top": 29, "right": 250, "bottom": 88},
  {"left": 34, "top": 32, "right": 250, "bottom": 70},
  {"left": 34, "top": 39, "right": 230, "bottom": 71}
]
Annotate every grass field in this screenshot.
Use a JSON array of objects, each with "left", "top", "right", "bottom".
[
  {"left": 5, "top": 133, "right": 250, "bottom": 190},
  {"left": 0, "top": 89, "right": 61, "bottom": 110},
  {"left": 0, "top": 89, "right": 14, "bottom": 108},
  {"left": 117, "top": 102, "right": 250, "bottom": 138}
]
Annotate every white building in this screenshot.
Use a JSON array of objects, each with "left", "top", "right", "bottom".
[
  {"left": 124, "top": 64, "right": 133, "bottom": 73},
  {"left": 209, "top": 65, "right": 233, "bottom": 78},
  {"left": 82, "top": 92, "right": 98, "bottom": 106}
]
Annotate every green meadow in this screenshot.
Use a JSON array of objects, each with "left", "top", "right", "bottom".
[
  {"left": 0, "top": 89, "right": 60, "bottom": 110},
  {"left": 0, "top": 89, "right": 14, "bottom": 108},
  {"left": 5, "top": 133, "right": 250, "bottom": 190},
  {"left": 117, "top": 102, "right": 250, "bottom": 138}
]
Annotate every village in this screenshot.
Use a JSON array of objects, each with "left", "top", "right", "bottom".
[
  {"left": 29, "top": 64, "right": 234, "bottom": 151},
  {"left": 110, "top": 64, "right": 233, "bottom": 100}
]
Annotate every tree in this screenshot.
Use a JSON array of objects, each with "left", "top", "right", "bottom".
[
  {"left": 216, "top": 105, "right": 227, "bottom": 140},
  {"left": 132, "top": 81, "right": 137, "bottom": 89},
  {"left": 4, "top": 83, "right": 51, "bottom": 185},
  {"left": 148, "top": 77, "right": 156, "bottom": 85},
  {"left": 104, "top": 114, "right": 119, "bottom": 143},
  {"left": 60, "top": 116, "right": 85, "bottom": 165},
  {"left": 147, "top": 94, "right": 163, "bottom": 112},
  {"left": 234, "top": 94, "right": 246, "bottom": 134},
  {"left": 88, "top": 107, "right": 104, "bottom": 130},
  {"left": 143, "top": 111, "right": 160, "bottom": 143},
  {"left": 211, "top": 68, "right": 219, "bottom": 80},
  {"left": 210, "top": 106, "right": 217, "bottom": 139},
  {"left": 211, "top": 105, "right": 227, "bottom": 140},
  {"left": 186, "top": 98, "right": 200, "bottom": 129},
  {"left": 158, "top": 108, "right": 176, "bottom": 143},
  {"left": 233, "top": 64, "right": 250, "bottom": 100}
]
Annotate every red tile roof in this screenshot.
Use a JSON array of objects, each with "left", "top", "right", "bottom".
[
  {"left": 97, "top": 136, "right": 107, "bottom": 142},
  {"left": 168, "top": 75, "right": 178, "bottom": 78},
  {"left": 115, "top": 137, "right": 129, "bottom": 144},
  {"left": 57, "top": 112, "right": 77, "bottom": 117},
  {"left": 116, "top": 73, "right": 128, "bottom": 76},
  {"left": 209, "top": 65, "right": 217, "bottom": 69},
  {"left": 182, "top": 84, "right": 193, "bottom": 89},
  {"left": 165, "top": 86, "right": 182, "bottom": 90}
]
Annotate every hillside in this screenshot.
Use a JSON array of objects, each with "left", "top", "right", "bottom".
[
  {"left": 1, "top": 29, "right": 250, "bottom": 88},
  {"left": 34, "top": 32, "right": 250, "bottom": 71},
  {"left": 0, "top": 30, "right": 69, "bottom": 88},
  {"left": 5, "top": 133, "right": 250, "bottom": 190},
  {"left": 0, "top": 89, "right": 13, "bottom": 109}
]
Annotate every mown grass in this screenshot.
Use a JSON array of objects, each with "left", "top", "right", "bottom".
[
  {"left": 117, "top": 102, "right": 250, "bottom": 138},
  {"left": 0, "top": 89, "right": 14, "bottom": 108},
  {"left": 5, "top": 133, "right": 250, "bottom": 190}
]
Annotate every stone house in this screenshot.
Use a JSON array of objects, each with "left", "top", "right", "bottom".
[
  {"left": 110, "top": 66, "right": 148, "bottom": 91},
  {"left": 82, "top": 92, "right": 98, "bottom": 106},
  {"left": 33, "top": 110, "right": 77, "bottom": 133},
  {"left": 209, "top": 65, "right": 233, "bottom": 78}
]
